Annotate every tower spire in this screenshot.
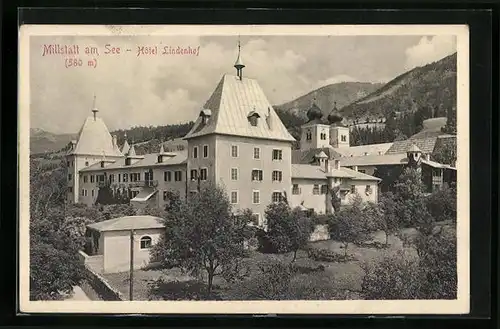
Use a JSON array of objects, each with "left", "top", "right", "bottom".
[
  {"left": 234, "top": 36, "right": 245, "bottom": 80},
  {"left": 91, "top": 94, "right": 98, "bottom": 121}
]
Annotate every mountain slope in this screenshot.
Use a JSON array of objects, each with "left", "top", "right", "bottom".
[
  {"left": 274, "top": 82, "right": 384, "bottom": 120},
  {"left": 30, "top": 128, "right": 76, "bottom": 155},
  {"left": 341, "top": 53, "right": 457, "bottom": 120}
]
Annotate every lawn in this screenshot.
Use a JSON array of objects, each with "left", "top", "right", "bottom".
[{"left": 102, "top": 229, "right": 419, "bottom": 301}]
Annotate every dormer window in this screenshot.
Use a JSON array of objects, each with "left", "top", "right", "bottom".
[
  {"left": 125, "top": 158, "right": 131, "bottom": 166},
  {"left": 200, "top": 109, "right": 212, "bottom": 125},
  {"left": 158, "top": 155, "right": 163, "bottom": 163},
  {"left": 306, "top": 129, "right": 312, "bottom": 141},
  {"left": 320, "top": 131, "right": 327, "bottom": 140},
  {"left": 247, "top": 111, "right": 260, "bottom": 127}
]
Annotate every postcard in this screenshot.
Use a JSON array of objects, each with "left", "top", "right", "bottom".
[{"left": 19, "top": 24, "right": 469, "bottom": 314}]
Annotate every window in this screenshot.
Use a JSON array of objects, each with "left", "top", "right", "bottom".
[
  {"left": 118, "top": 174, "right": 121, "bottom": 182},
  {"left": 163, "top": 191, "right": 168, "bottom": 201},
  {"left": 190, "top": 169, "right": 198, "bottom": 180},
  {"left": 123, "top": 173, "right": 128, "bottom": 182},
  {"left": 251, "top": 169, "right": 263, "bottom": 181},
  {"left": 231, "top": 168, "right": 238, "bottom": 181},
  {"left": 231, "top": 191, "right": 238, "bottom": 204},
  {"left": 272, "top": 149, "right": 283, "bottom": 161},
  {"left": 90, "top": 175, "right": 95, "bottom": 183},
  {"left": 109, "top": 174, "right": 114, "bottom": 183},
  {"left": 68, "top": 187, "right": 73, "bottom": 192},
  {"left": 251, "top": 214, "right": 260, "bottom": 226},
  {"left": 292, "top": 184, "right": 301, "bottom": 195},
  {"left": 334, "top": 178, "right": 342, "bottom": 184},
  {"left": 321, "top": 185, "right": 328, "bottom": 195},
  {"left": 272, "top": 192, "right": 282, "bottom": 203},
  {"left": 67, "top": 161, "right": 70, "bottom": 167},
  {"left": 140, "top": 236, "right": 152, "bottom": 249},
  {"left": 253, "top": 147, "right": 260, "bottom": 159},
  {"left": 81, "top": 189, "right": 85, "bottom": 196},
  {"left": 306, "top": 130, "right": 312, "bottom": 141},
  {"left": 313, "top": 185, "right": 320, "bottom": 195},
  {"left": 193, "top": 146, "right": 198, "bottom": 159},
  {"left": 189, "top": 191, "right": 198, "bottom": 197},
  {"left": 320, "top": 132, "right": 327, "bottom": 140},
  {"left": 68, "top": 174, "right": 72, "bottom": 181},
  {"left": 252, "top": 190, "right": 260, "bottom": 204},
  {"left": 272, "top": 170, "right": 282, "bottom": 182},
  {"left": 91, "top": 189, "right": 94, "bottom": 197},
  {"left": 351, "top": 185, "right": 356, "bottom": 194},
  {"left": 175, "top": 171, "right": 182, "bottom": 181},
  {"left": 231, "top": 145, "right": 238, "bottom": 158},
  {"left": 85, "top": 161, "right": 89, "bottom": 167},
  {"left": 249, "top": 115, "right": 258, "bottom": 126},
  {"left": 203, "top": 145, "right": 209, "bottom": 158},
  {"left": 200, "top": 168, "right": 208, "bottom": 181},
  {"left": 341, "top": 135, "right": 347, "bottom": 142},
  {"left": 164, "top": 171, "right": 172, "bottom": 182},
  {"left": 83, "top": 175, "right": 88, "bottom": 183}
]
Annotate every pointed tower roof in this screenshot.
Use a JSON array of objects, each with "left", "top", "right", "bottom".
[
  {"left": 408, "top": 144, "right": 422, "bottom": 153},
  {"left": 121, "top": 134, "right": 130, "bottom": 154},
  {"left": 128, "top": 143, "right": 137, "bottom": 156},
  {"left": 70, "top": 111, "right": 123, "bottom": 157},
  {"left": 315, "top": 150, "right": 328, "bottom": 159},
  {"left": 183, "top": 75, "right": 295, "bottom": 142},
  {"left": 159, "top": 142, "right": 166, "bottom": 154}
]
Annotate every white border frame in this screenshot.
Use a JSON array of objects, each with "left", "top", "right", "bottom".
[{"left": 19, "top": 24, "right": 469, "bottom": 314}]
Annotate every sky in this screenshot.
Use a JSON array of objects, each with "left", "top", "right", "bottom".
[{"left": 29, "top": 34, "right": 457, "bottom": 134}]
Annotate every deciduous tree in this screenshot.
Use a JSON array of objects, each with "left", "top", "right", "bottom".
[
  {"left": 264, "top": 202, "right": 314, "bottom": 262},
  {"left": 151, "top": 183, "right": 251, "bottom": 296}
]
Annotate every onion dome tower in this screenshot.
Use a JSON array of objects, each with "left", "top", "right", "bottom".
[{"left": 327, "top": 101, "right": 344, "bottom": 126}]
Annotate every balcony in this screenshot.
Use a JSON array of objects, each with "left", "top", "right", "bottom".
[{"left": 128, "top": 180, "right": 158, "bottom": 188}]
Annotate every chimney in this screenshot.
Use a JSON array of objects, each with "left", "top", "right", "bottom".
[
  {"left": 353, "top": 165, "right": 358, "bottom": 172},
  {"left": 112, "top": 135, "right": 118, "bottom": 148},
  {"left": 325, "top": 159, "right": 331, "bottom": 173}
]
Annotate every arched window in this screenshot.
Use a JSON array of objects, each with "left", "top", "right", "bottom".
[{"left": 140, "top": 236, "right": 152, "bottom": 249}]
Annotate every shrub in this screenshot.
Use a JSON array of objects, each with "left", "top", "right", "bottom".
[
  {"left": 307, "top": 248, "right": 356, "bottom": 263},
  {"left": 361, "top": 251, "right": 424, "bottom": 299}
]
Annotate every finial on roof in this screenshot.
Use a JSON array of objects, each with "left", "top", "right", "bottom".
[
  {"left": 91, "top": 94, "right": 98, "bottom": 121},
  {"left": 128, "top": 143, "right": 136, "bottom": 157},
  {"left": 101, "top": 150, "right": 106, "bottom": 161},
  {"left": 159, "top": 142, "right": 165, "bottom": 154},
  {"left": 234, "top": 36, "right": 245, "bottom": 80}
]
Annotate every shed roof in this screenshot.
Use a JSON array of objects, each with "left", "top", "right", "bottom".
[{"left": 87, "top": 215, "right": 165, "bottom": 232}]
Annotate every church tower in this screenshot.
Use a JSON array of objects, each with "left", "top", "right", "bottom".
[
  {"left": 65, "top": 97, "right": 124, "bottom": 204},
  {"left": 299, "top": 101, "right": 330, "bottom": 151},
  {"left": 327, "top": 101, "right": 350, "bottom": 148}
]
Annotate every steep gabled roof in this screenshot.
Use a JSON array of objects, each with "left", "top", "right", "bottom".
[
  {"left": 183, "top": 74, "right": 295, "bottom": 142},
  {"left": 70, "top": 116, "right": 123, "bottom": 157}
]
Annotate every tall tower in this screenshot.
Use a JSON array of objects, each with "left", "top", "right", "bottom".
[
  {"left": 327, "top": 101, "right": 350, "bottom": 148},
  {"left": 299, "top": 101, "right": 330, "bottom": 151},
  {"left": 66, "top": 98, "right": 124, "bottom": 204}
]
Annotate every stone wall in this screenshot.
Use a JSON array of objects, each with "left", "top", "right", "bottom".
[{"left": 78, "top": 250, "right": 124, "bottom": 301}]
